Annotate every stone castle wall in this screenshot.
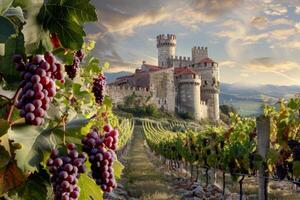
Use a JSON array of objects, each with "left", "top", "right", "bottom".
[
  {"left": 149, "top": 68, "right": 175, "bottom": 112},
  {"left": 106, "top": 85, "right": 153, "bottom": 106}
]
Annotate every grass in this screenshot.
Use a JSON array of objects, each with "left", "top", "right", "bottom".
[{"left": 121, "top": 126, "right": 180, "bottom": 199}]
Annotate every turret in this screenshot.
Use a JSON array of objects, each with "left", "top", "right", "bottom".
[
  {"left": 157, "top": 34, "right": 176, "bottom": 67},
  {"left": 192, "top": 46, "right": 208, "bottom": 64},
  {"left": 176, "top": 69, "right": 202, "bottom": 120}
]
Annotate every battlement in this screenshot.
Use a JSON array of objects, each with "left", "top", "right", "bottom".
[
  {"left": 192, "top": 46, "right": 208, "bottom": 51},
  {"left": 157, "top": 34, "right": 177, "bottom": 47},
  {"left": 107, "top": 85, "right": 150, "bottom": 92},
  {"left": 192, "top": 46, "right": 208, "bottom": 64},
  {"left": 170, "top": 56, "right": 191, "bottom": 61}
]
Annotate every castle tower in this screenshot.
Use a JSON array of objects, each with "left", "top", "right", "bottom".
[
  {"left": 192, "top": 46, "right": 208, "bottom": 64},
  {"left": 157, "top": 34, "right": 176, "bottom": 67},
  {"left": 176, "top": 70, "right": 202, "bottom": 120},
  {"left": 193, "top": 58, "right": 220, "bottom": 121}
]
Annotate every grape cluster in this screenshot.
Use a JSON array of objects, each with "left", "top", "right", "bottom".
[
  {"left": 14, "top": 52, "right": 64, "bottom": 125},
  {"left": 47, "top": 144, "right": 87, "bottom": 200},
  {"left": 104, "top": 125, "right": 119, "bottom": 151},
  {"left": 65, "top": 50, "right": 84, "bottom": 79},
  {"left": 82, "top": 125, "right": 118, "bottom": 192},
  {"left": 92, "top": 74, "right": 106, "bottom": 105}
]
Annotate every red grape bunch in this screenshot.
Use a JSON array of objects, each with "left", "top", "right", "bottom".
[
  {"left": 65, "top": 50, "right": 84, "bottom": 79},
  {"left": 103, "top": 125, "right": 119, "bottom": 151},
  {"left": 81, "top": 125, "right": 118, "bottom": 192},
  {"left": 13, "top": 52, "right": 64, "bottom": 125},
  {"left": 92, "top": 74, "right": 106, "bottom": 105},
  {"left": 47, "top": 144, "right": 87, "bottom": 200}
]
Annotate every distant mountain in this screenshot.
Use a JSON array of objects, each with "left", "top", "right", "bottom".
[
  {"left": 104, "top": 71, "right": 133, "bottom": 84},
  {"left": 220, "top": 83, "right": 300, "bottom": 116}
]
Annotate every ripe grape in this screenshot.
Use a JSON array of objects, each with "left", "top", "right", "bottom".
[
  {"left": 82, "top": 125, "right": 118, "bottom": 192},
  {"left": 65, "top": 50, "right": 84, "bottom": 79},
  {"left": 92, "top": 74, "right": 106, "bottom": 105},
  {"left": 47, "top": 144, "right": 86, "bottom": 200},
  {"left": 14, "top": 52, "right": 64, "bottom": 125}
]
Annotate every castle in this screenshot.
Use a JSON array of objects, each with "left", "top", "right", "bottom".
[{"left": 107, "top": 34, "right": 220, "bottom": 121}]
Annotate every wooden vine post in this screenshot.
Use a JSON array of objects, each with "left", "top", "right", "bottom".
[{"left": 257, "top": 116, "right": 270, "bottom": 200}]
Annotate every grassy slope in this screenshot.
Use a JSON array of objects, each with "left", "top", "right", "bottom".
[{"left": 122, "top": 126, "right": 179, "bottom": 200}]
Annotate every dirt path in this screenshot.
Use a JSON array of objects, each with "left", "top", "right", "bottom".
[{"left": 122, "top": 126, "right": 180, "bottom": 200}]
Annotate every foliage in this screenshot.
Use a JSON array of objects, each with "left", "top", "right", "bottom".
[
  {"left": 0, "top": 1, "right": 131, "bottom": 199},
  {"left": 143, "top": 98, "right": 300, "bottom": 184}
]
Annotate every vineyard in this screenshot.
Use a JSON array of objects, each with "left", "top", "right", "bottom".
[
  {"left": 142, "top": 99, "right": 300, "bottom": 199},
  {"left": 0, "top": 0, "right": 300, "bottom": 200}
]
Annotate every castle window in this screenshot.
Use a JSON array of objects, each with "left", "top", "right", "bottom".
[
  {"left": 204, "top": 80, "right": 208, "bottom": 85},
  {"left": 165, "top": 100, "right": 167, "bottom": 104},
  {"left": 204, "top": 62, "right": 207, "bottom": 66}
]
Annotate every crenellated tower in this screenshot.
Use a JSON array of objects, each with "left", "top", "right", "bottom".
[
  {"left": 157, "top": 34, "right": 176, "bottom": 67},
  {"left": 193, "top": 57, "right": 220, "bottom": 121},
  {"left": 192, "top": 46, "right": 208, "bottom": 63}
]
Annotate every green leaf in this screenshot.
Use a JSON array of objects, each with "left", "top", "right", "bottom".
[
  {"left": 36, "top": 0, "right": 97, "bottom": 50},
  {"left": 0, "top": 119, "right": 10, "bottom": 137},
  {"left": 78, "top": 173, "right": 103, "bottom": 200},
  {"left": 0, "top": 16, "right": 17, "bottom": 42},
  {"left": 0, "top": 31, "right": 25, "bottom": 88},
  {"left": 113, "top": 159, "right": 124, "bottom": 180},
  {"left": 0, "top": 0, "right": 13, "bottom": 14},
  {"left": 16, "top": 168, "right": 51, "bottom": 200},
  {"left": 0, "top": 145, "right": 10, "bottom": 169},
  {"left": 8, "top": 124, "right": 52, "bottom": 172}
]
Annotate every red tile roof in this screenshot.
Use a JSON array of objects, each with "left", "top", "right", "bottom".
[
  {"left": 199, "top": 57, "right": 215, "bottom": 64},
  {"left": 174, "top": 66, "right": 196, "bottom": 75}
]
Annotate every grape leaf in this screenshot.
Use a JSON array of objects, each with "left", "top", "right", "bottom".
[
  {"left": 0, "top": 145, "right": 10, "bottom": 169},
  {"left": 0, "top": 161, "right": 25, "bottom": 195},
  {"left": 78, "top": 173, "right": 103, "bottom": 200},
  {"left": 36, "top": 0, "right": 97, "bottom": 50},
  {"left": 0, "top": 16, "right": 16, "bottom": 42},
  {"left": 0, "top": 32, "right": 25, "bottom": 88},
  {"left": 16, "top": 168, "right": 51, "bottom": 200},
  {"left": 0, "top": 119, "right": 10, "bottom": 137},
  {"left": 113, "top": 159, "right": 124, "bottom": 180},
  {"left": 8, "top": 117, "right": 90, "bottom": 173}
]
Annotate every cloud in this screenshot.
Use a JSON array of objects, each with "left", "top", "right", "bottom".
[
  {"left": 247, "top": 57, "right": 299, "bottom": 72},
  {"left": 270, "top": 28, "right": 296, "bottom": 40},
  {"left": 296, "top": 7, "right": 300, "bottom": 14},
  {"left": 271, "top": 18, "right": 293, "bottom": 26},
  {"left": 281, "top": 41, "right": 300, "bottom": 49},
  {"left": 264, "top": 3, "right": 288, "bottom": 16},
  {"left": 251, "top": 16, "right": 268, "bottom": 29}
]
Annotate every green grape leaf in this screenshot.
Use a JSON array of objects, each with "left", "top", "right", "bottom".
[
  {"left": 8, "top": 124, "right": 52, "bottom": 172},
  {"left": 78, "top": 173, "right": 103, "bottom": 200},
  {"left": 0, "top": 119, "right": 10, "bottom": 137},
  {"left": 36, "top": 0, "right": 97, "bottom": 50},
  {"left": 0, "top": 145, "right": 10, "bottom": 169},
  {"left": 0, "top": 32, "right": 25, "bottom": 88},
  {"left": 113, "top": 159, "right": 124, "bottom": 180},
  {"left": 0, "top": 16, "right": 16, "bottom": 42},
  {"left": 8, "top": 117, "right": 90, "bottom": 173},
  {"left": 16, "top": 168, "right": 51, "bottom": 200}
]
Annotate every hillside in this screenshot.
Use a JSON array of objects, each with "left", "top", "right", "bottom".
[{"left": 220, "top": 83, "right": 300, "bottom": 116}]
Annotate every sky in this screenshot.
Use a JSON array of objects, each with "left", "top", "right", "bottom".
[{"left": 85, "top": 0, "right": 300, "bottom": 86}]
